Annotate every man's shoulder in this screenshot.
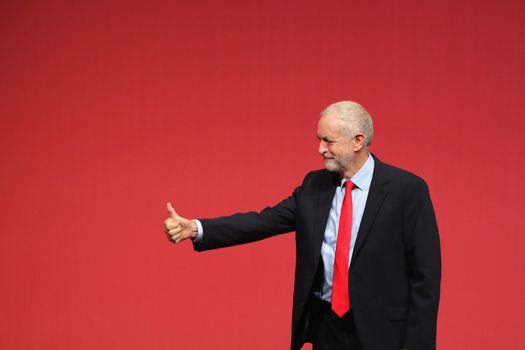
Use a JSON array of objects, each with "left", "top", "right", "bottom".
[
  {"left": 300, "top": 169, "right": 340, "bottom": 189},
  {"left": 304, "top": 168, "right": 334, "bottom": 178},
  {"left": 375, "top": 156, "right": 429, "bottom": 189}
]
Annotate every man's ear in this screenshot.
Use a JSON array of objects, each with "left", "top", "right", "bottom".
[{"left": 353, "top": 134, "right": 366, "bottom": 152}]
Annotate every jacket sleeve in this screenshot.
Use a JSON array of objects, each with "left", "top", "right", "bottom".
[
  {"left": 403, "top": 177, "right": 441, "bottom": 349},
  {"left": 192, "top": 184, "right": 303, "bottom": 252}
]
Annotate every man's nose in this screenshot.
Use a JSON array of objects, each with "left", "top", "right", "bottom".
[{"left": 318, "top": 141, "right": 327, "bottom": 155}]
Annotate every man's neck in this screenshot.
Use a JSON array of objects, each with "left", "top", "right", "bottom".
[{"left": 341, "top": 151, "right": 370, "bottom": 179}]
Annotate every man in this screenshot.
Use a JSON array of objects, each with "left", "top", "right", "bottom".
[{"left": 164, "top": 101, "right": 441, "bottom": 350}]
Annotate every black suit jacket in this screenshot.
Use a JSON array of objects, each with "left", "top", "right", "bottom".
[{"left": 193, "top": 155, "right": 441, "bottom": 350}]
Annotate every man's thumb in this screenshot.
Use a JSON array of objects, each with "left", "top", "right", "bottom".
[{"left": 166, "top": 202, "right": 179, "bottom": 219}]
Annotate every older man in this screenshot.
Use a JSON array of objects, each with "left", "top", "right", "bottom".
[{"left": 164, "top": 101, "right": 441, "bottom": 350}]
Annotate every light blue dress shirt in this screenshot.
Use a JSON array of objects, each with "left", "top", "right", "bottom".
[
  {"left": 316, "top": 154, "right": 375, "bottom": 302},
  {"left": 194, "top": 154, "right": 375, "bottom": 304}
]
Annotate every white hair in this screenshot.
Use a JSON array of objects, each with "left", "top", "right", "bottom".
[{"left": 320, "top": 101, "right": 374, "bottom": 146}]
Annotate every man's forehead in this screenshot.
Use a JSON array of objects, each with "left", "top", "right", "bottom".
[{"left": 318, "top": 114, "right": 342, "bottom": 132}]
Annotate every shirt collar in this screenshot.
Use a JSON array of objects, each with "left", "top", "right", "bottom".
[{"left": 340, "top": 153, "right": 375, "bottom": 191}]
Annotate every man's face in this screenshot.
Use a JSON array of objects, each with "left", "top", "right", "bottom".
[{"left": 317, "top": 114, "right": 354, "bottom": 173}]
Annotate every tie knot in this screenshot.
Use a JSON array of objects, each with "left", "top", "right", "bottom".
[{"left": 345, "top": 180, "right": 355, "bottom": 190}]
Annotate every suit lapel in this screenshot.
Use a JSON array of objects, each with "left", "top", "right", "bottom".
[
  {"left": 312, "top": 172, "right": 339, "bottom": 269},
  {"left": 350, "top": 157, "right": 389, "bottom": 266}
]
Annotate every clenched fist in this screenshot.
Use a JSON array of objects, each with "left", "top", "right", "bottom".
[{"left": 163, "top": 202, "right": 198, "bottom": 243}]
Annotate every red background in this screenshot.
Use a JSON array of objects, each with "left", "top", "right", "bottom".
[{"left": 1, "top": 0, "right": 524, "bottom": 349}]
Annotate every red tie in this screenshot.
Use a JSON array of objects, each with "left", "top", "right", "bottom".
[{"left": 332, "top": 180, "right": 355, "bottom": 317}]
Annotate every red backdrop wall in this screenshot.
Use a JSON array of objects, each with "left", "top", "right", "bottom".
[{"left": 1, "top": 0, "right": 524, "bottom": 349}]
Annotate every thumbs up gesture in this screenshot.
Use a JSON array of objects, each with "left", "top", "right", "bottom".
[{"left": 164, "top": 202, "right": 198, "bottom": 243}]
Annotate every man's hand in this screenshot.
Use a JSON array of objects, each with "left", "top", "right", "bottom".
[{"left": 163, "top": 202, "right": 197, "bottom": 243}]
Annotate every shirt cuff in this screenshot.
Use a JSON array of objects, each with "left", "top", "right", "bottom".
[{"left": 193, "top": 219, "right": 203, "bottom": 242}]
